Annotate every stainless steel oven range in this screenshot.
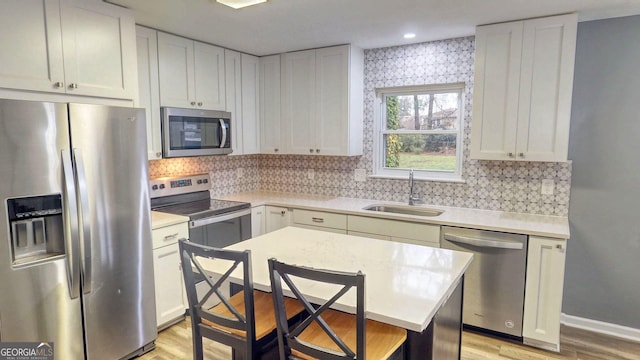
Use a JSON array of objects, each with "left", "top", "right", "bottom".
[{"left": 149, "top": 174, "right": 251, "bottom": 248}]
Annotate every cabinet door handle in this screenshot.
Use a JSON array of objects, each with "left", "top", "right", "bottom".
[
  {"left": 316, "top": 149, "right": 320, "bottom": 153},
  {"left": 309, "top": 149, "right": 314, "bottom": 153},
  {"left": 519, "top": 152, "right": 525, "bottom": 158},
  {"left": 156, "top": 152, "right": 162, "bottom": 157},
  {"left": 274, "top": 148, "right": 279, "bottom": 152},
  {"left": 164, "top": 232, "right": 179, "bottom": 241},
  {"left": 280, "top": 210, "right": 286, "bottom": 215},
  {"left": 508, "top": 152, "right": 514, "bottom": 157},
  {"left": 312, "top": 217, "right": 324, "bottom": 223},
  {"left": 190, "top": 101, "right": 196, "bottom": 106},
  {"left": 54, "top": 81, "right": 64, "bottom": 88},
  {"left": 69, "top": 83, "right": 78, "bottom": 89},
  {"left": 197, "top": 102, "right": 203, "bottom": 106}
]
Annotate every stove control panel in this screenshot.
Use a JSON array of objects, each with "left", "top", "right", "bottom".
[{"left": 149, "top": 174, "right": 210, "bottom": 198}]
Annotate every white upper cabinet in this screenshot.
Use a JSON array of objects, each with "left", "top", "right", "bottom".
[
  {"left": 158, "top": 32, "right": 225, "bottom": 110},
  {"left": 282, "top": 49, "right": 316, "bottom": 154},
  {"left": 136, "top": 26, "right": 162, "bottom": 160},
  {"left": 0, "top": 0, "right": 64, "bottom": 93},
  {"left": 225, "top": 49, "right": 243, "bottom": 155},
  {"left": 259, "top": 55, "right": 282, "bottom": 154},
  {"left": 282, "top": 45, "right": 364, "bottom": 156},
  {"left": 0, "top": 0, "right": 137, "bottom": 100},
  {"left": 225, "top": 50, "right": 261, "bottom": 155},
  {"left": 241, "top": 54, "right": 261, "bottom": 155},
  {"left": 471, "top": 14, "right": 577, "bottom": 162},
  {"left": 60, "top": 0, "right": 137, "bottom": 99}
]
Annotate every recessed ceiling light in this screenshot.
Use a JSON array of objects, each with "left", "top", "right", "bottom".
[
  {"left": 404, "top": 33, "right": 416, "bottom": 39},
  {"left": 216, "top": 0, "right": 267, "bottom": 9}
]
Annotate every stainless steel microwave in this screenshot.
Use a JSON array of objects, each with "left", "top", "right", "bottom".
[{"left": 161, "top": 107, "right": 232, "bottom": 157}]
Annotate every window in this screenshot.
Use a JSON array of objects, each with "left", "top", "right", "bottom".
[{"left": 374, "top": 84, "right": 464, "bottom": 181}]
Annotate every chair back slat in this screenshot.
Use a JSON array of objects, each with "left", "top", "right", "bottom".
[{"left": 268, "top": 258, "right": 366, "bottom": 360}]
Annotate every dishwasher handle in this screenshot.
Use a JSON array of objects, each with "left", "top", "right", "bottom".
[{"left": 444, "top": 234, "right": 524, "bottom": 250}]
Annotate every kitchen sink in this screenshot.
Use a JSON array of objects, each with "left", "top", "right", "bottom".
[{"left": 362, "top": 204, "right": 444, "bottom": 217}]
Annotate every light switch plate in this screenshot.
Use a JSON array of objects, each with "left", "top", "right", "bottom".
[
  {"left": 237, "top": 167, "right": 243, "bottom": 178},
  {"left": 541, "top": 179, "right": 555, "bottom": 195},
  {"left": 354, "top": 169, "right": 366, "bottom": 182},
  {"left": 307, "top": 169, "right": 315, "bottom": 180}
]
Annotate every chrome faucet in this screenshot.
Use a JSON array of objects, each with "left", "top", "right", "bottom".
[{"left": 408, "top": 169, "right": 422, "bottom": 205}]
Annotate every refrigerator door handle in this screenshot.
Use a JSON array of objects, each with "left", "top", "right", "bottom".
[
  {"left": 74, "top": 149, "right": 92, "bottom": 294},
  {"left": 62, "top": 150, "right": 81, "bottom": 299}
]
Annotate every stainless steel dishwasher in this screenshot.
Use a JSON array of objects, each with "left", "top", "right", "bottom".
[{"left": 441, "top": 226, "right": 527, "bottom": 338}]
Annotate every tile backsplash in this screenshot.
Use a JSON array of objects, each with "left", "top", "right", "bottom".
[{"left": 149, "top": 36, "right": 571, "bottom": 216}]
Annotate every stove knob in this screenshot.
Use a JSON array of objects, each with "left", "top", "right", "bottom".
[
  {"left": 159, "top": 184, "right": 165, "bottom": 189},
  {"left": 151, "top": 185, "right": 158, "bottom": 191},
  {"left": 197, "top": 180, "right": 203, "bottom": 184},
  {"left": 203, "top": 179, "right": 208, "bottom": 184}
]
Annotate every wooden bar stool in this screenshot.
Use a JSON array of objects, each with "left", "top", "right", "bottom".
[
  {"left": 179, "top": 240, "right": 304, "bottom": 359},
  {"left": 268, "top": 258, "right": 407, "bottom": 360}
]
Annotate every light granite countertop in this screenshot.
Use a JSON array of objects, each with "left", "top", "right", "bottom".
[
  {"left": 220, "top": 191, "right": 570, "bottom": 239},
  {"left": 200, "top": 226, "right": 473, "bottom": 332}
]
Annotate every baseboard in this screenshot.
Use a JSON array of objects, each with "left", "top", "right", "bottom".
[{"left": 561, "top": 313, "right": 640, "bottom": 342}]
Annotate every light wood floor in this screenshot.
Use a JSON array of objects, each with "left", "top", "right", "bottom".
[{"left": 139, "top": 317, "right": 640, "bottom": 360}]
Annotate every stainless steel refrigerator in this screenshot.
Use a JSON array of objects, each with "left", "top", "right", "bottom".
[{"left": 0, "top": 100, "right": 156, "bottom": 359}]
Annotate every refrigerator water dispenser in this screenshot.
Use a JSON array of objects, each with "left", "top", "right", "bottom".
[{"left": 7, "top": 194, "right": 65, "bottom": 266}]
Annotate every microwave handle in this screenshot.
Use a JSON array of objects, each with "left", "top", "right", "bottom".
[{"left": 219, "top": 119, "right": 227, "bottom": 148}]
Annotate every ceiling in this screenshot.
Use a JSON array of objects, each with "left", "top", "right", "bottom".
[{"left": 107, "top": 0, "right": 640, "bottom": 56}]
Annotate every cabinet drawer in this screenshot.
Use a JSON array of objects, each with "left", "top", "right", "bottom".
[
  {"left": 293, "top": 224, "right": 347, "bottom": 234},
  {"left": 348, "top": 216, "right": 440, "bottom": 243},
  {"left": 293, "top": 209, "right": 347, "bottom": 230},
  {"left": 152, "top": 222, "right": 189, "bottom": 249}
]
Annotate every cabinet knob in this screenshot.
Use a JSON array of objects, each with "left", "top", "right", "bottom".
[
  {"left": 54, "top": 81, "right": 64, "bottom": 88},
  {"left": 197, "top": 102, "right": 203, "bottom": 106},
  {"left": 156, "top": 152, "right": 162, "bottom": 157},
  {"left": 274, "top": 148, "right": 279, "bottom": 152},
  {"left": 69, "top": 83, "right": 78, "bottom": 89},
  {"left": 190, "top": 101, "right": 196, "bottom": 106},
  {"left": 309, "top": 149, "right": 314, "bottom": 153},
  {"left": 556, "top": 244, "right": 563, "bottom": 250},
  {"left": 508, "top": 152, "right": 514, "bottom": 157},
  {"left": 519, "top": 152, "right": 525, "bottom": 158},
  {"left": 280, "top": 210, "right": 285, "bottom": 215},
  {"left": 316, "top": 149, "right": 320, "bottom": 153}
]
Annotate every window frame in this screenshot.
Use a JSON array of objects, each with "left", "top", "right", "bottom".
[{"left": 373, "top": 84, "right": 465, "bottom": 181}]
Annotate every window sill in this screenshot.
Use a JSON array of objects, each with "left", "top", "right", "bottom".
[{"left": 368, "top": 174, "right": 466, "bottom": 183}]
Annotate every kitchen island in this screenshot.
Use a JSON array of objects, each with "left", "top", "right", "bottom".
[{"left": 199, "top": 226, "right": 473, "bottom": 359}]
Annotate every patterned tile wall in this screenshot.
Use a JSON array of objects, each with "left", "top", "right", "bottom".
[
  {"left": 149, "top": 155, "right": 261, "bottom": 197},
  {"left": 149, "top": 36, "right": 572, "bottom": 216}
]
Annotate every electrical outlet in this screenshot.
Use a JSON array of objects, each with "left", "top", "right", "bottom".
[
  {"left": 236, "top": 167, "right": 243, "bottom": 178},
  {"left": 541, "top": 179, "right": 555, "bottom": 195},
  {"left": 307, "top": 169, "right": 315, "bottom": 180},
  {"left": 354, "top": 169, "right": 366, "bottom": 182}
]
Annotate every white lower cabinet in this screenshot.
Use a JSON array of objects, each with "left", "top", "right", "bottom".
[
  {"left": 292, "top": 209, "right": 347, "bottom": 234},
  {"left": 251, "top": 206, "right": 266, "bottom": 237},
  {"left": 347, "top": 215, "right": 440, "bottom": 248},
  {"left": 152, "top": 221, "right": 189, "bottom": 329},
  {"left": 523, "top": 236, "right": 567, "bottom": 351},
  {"left": 265, "top": 206, "right": 291, "bottom": 233}
]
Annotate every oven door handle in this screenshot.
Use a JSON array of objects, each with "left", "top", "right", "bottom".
[
  {"left": 190, "top": 208, "right": 251, "bottom": 228},
  {"left": 444, "top": 234, "right": 524, "bottom": 250}
]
